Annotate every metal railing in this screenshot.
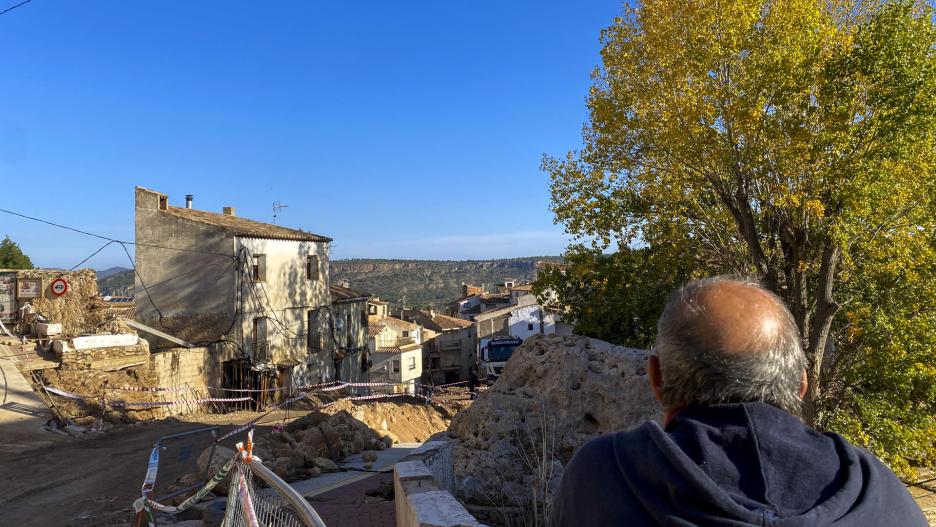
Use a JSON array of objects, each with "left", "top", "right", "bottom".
[{"left": 224, "top": 457, "right": 326, "bottom": 527}]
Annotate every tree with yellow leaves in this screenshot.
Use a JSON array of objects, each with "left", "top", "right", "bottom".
[{"left": 544, "top": 0, "right": 936, "bottom": 470}]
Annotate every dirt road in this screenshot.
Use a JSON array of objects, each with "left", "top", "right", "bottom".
[{"left": 0, "top": 411, "right": 298, "bottom": 527}]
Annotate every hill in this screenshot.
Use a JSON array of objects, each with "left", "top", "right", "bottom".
[
  {"left": 94, "top": 257, "right": 562, "bottom": 307},
  {"left": 97, "top": 268, "right": 134, "bottom": 297},
  {"left": 331, "top": 257, "right": 562, "bottom": 308}
]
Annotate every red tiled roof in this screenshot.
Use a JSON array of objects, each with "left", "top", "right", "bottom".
[
  {"left": 330, "top": 284, "right": 371, "bottom": 303},
  {"left": 165, "top": 206, "right": 331, "bottom": 242},
  {"left": 368, "top": 325, "right": 386, "bottom": 338},
  {"left": 432, "top": 313, "right": 473, "bottom": 330}
]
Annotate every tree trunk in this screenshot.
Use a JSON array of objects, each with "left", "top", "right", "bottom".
[{"left": 802, "top": 244, "right": 841, "bottom": 426}]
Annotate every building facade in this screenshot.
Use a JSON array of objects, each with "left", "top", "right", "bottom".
[{"left": 134, "top": 187, "right": 361, "bottom": 392}]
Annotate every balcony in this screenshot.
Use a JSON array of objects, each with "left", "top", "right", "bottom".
[{"left": 391, "top": 337, "right": 415, "bottom": 346}]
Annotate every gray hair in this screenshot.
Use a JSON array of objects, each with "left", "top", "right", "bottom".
[{"left": 654, "top": 276, "right": 806, "bottom": 416}]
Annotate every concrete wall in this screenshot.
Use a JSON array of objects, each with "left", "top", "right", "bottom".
[
  {"left": 135, "top": 187, "right": 237, "bottom": 347},
  {"left": 394, "top": 444, "right": 484, "bottom": 527}
]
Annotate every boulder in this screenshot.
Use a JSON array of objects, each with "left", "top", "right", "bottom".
[
  {"left": 313, "top": 457, "right": 339, "bottom": 472},
  {"left": 448, "top": 334, "right": 661, "bottom": 509},
  {"left": 196, "top": 446, "right": 236, "bottom": 496},
  {"left": 361, "top": 450, "right": 378, "bottom": 463}
]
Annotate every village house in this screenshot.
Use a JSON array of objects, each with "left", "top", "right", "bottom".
[
  {"left": 134, "top": 186, "right": 363, "bottom": 392},
  {"left": 366, "top": 299, "right": 422, "bottom": 393},
  {"left": 446, "top": 283, "right": 512, "bottom": 320},
  {"left": 472, "top": 293, "right": 572, "bottom": 361},
  {"left": 404, "top": 309, "right": 475, "bottom": 385}
]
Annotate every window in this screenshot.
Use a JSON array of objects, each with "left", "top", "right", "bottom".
[
  {"left": 345, "top": 313, "right": 352, "bottom": 344},
  {"left": 158, "top": 196, "right": 168, "bottom": 210},
  {"left": 361, "top": 308, "right": 367, "bottom": 325},
  {"left": 252, "top": 317, "right": 268, "bottom": 360},
  {"left": 408, "top": 356, "right": 416, "bottom": 370},
  {"left": 402, "top": 330, "right": 409, "bottom": 338},
  {"left": 252, "top": 254, "right": 266, "bottom": 282},
  {"left": 306, "top": 255, "right": 319, "bottom": 281},
  {"left": 307, "top": 309, "right": 322, "bottom": 351},
  {"left": 392, "top": 360, "right": 400, "bottom": 373},
  {"left": 369, "top": 305, "right": 376, "bottom": 315},
  {"left": 527, "top": 322, "right": 534, "bottom": 331}
]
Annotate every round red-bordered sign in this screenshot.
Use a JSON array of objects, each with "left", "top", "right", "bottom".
[{"left": 50, "top": 278, "right": 69, "bottom": 296}]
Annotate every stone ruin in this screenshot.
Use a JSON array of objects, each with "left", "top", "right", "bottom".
[{"left": 444, "top": 334, "right": 661, "bottom": 523}]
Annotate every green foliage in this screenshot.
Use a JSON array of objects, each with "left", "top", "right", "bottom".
[
  {"left": 534, "top": 245, "right": 697, "bottom": 349},
  {"left": 0, "top": 235, "right": 33, "bottom": 269},
  {"left": 545, "top": 0, "right": 936, "bottom": 474}
]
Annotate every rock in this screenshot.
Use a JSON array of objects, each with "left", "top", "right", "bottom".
[
  {"left": 313, "top": 457, "right": 339, "bottom": 472},
  {"left": 196, "top": 446, "right": 236, "bottom": 495},
  {"left": 361, "top": 450, "right": 378, "bottom": 463},
  {"left": 449, "top": 334, "right": 661, "bottom": 509},
  {"left": 195, "top": 498, "right": 226, "bottom": 527},
  {"left": 308, "top": 466, "right": 322, "bottom": 477},
  {"left": 271, "top": 457, "right": 293, "bottom": 479},
  {"left": 64, "top": 424, "right": 89, "bottom": 436},
  {"left": 363, "top": 462, "right": 374, "bottom": 469},
  {"left": 381, "top": 435, "right": 394, "bottom": 448}
]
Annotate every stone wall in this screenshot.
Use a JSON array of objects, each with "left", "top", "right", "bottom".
[
  {"left": 3, "top": 268, "right": 102, "bottom": 336},
  {"left": 149, "top": 346, "right": 223, "bottom": 416},
  {"left": 394, "top": 442, "right": 485, "bottom": 527}
]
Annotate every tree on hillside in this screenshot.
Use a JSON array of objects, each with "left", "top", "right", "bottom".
[
  {"left": 543, "top": 0, "right": 936, "bottom": 470},
  {"left": 0, "top": 235, "right": 33, "bottom": 269}
]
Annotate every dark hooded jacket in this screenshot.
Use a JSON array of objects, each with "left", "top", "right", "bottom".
[{"left": 549, "top": 402, "right": 926, "bottom": 526}]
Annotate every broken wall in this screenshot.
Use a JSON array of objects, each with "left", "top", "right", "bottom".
[{"left": 1, "top": 268, "right": 102, "bottom": 336}]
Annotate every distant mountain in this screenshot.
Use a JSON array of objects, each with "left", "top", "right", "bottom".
[
  {"left": 331, "top": 257, "right": 562, "bottom": 309},
  {"left": 94, "top": 257, "right": 563, "bottom": 307},
  {"left": 96, "top": 266, "right": 130, "bottom": 279},
  {"left": 98, "top": 269, "right": 134, "bottom": 297}
]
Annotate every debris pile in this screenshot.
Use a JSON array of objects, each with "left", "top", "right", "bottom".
[
  {"left": 320, "top": 398, "right": 454, "bottom": 443},
  {"left": 35, "top": 366, "right": 165, "bottom": 425},
  {"left": 446, "top": 334, "right": 660, "bottom": 521}
]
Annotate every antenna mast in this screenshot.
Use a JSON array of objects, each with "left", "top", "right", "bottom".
[{"left": 273, "top": 201, "right": 288, "bottom": 225}]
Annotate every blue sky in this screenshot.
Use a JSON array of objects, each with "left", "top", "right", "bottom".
[{"left": 0, "top": 1, "right": 621, "bottom": 269}]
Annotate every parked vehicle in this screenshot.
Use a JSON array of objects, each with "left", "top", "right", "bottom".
[{"left": 480, "top": 337, "right": 523, "bottom": 383}]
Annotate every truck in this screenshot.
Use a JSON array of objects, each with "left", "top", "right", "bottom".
[{"left": 480, "top": 337, "right": 523, "bottom": 383}]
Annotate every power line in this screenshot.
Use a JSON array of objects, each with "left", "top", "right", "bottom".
[
  {"left": 0, "top": 207, "right": 235, "bottom": 260},
  {"left": 0, "top": 0, "right": 31, "bottom": 17}
]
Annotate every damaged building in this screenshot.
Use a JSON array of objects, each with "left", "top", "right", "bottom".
[{"left": 134, "top": 186, "right": 367, "bottom": 392}]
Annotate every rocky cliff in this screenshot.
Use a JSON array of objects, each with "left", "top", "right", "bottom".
[{"left": 445, "top": 334, "right": 660, "bottom": 523}]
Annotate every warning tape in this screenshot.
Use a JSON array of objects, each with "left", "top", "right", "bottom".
[
  {"left": 111, "top": 397, "right": 252, "bottom": 408},
  {"left": 112, "top": 385, "right": 191, "bottom": 393},
  {"left": 44, "top": 386, "right": 92, "bottom": 400},
  {"left": 214, "top": 391, "right": 312, "bottom": 443},
  {"left": 237, "top": 471, "right": 261, "bottom": 527},
  {"left": 320, "top": 392, "right": 430, "bottom": 408},
  {"left": 136, "top": 453, "right": 238, "bottom": 514}
]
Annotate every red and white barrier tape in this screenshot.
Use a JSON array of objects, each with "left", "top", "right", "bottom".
[
  {"left": 237, "top": 471, "right": 261, "bottom": 527},
  {"left": 111, "top": 397, "right": 252, "bottom": 408}
]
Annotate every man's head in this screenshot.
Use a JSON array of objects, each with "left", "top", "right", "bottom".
[{"left": 648, "top": 276, "right": 807, "bottom": 417}]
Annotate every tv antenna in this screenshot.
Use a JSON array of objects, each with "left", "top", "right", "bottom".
[{"left": 273, "top": 201, "right": 288, "bottom": 224}]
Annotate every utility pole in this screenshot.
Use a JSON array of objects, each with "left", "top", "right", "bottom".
[{"left": 273, "top": 201, "right": 288, "bottom": 225}]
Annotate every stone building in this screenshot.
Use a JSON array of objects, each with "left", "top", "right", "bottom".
[
  {"left": 405, "top": 310, "right": 475, "bottom": 385},
  {"left": 134, "top": 186, "right": 359, "bottom": 390},
  {"left": 366, "top": 311, "right": 423, "bottom": 393}
]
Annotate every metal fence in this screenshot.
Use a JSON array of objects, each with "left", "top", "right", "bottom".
[
  {"left": 151, "top": 427, "right": 220, "bottom": 501},
  {"left": 223, "top": 457, "right": 326, "bottom": 527},
  {"left": 420, "top": 441, "right": 456, "bottom": 494}
]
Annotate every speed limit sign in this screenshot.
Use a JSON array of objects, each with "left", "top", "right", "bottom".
[{"left": 50, "top": 278, "right": 69, "bottom": 296}]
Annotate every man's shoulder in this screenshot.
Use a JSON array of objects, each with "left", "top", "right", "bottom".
[{"left": 569, "top": 422, "right": 660, "bottom": 467}]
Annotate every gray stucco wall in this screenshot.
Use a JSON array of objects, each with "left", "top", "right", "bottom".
[{"left": 134, "top": 187, "right": 237, "bottom": 348}]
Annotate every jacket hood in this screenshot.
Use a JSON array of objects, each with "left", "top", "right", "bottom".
[{"left": 612, "top": 402, "right": 926, "bottom": 526}]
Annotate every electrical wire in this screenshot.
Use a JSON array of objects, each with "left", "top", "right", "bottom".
[
  {"left": 0, "top": 0, "right": 31, "bottom": 17},
  {"left": 70, "top": 240, "right": 117, "bottom": 270},
  {"left": 0, "top": 208, "right": 236, "bottom": 260}
]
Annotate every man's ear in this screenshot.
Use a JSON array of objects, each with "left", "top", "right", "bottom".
[
  {"left": 800, "top": 368, "right": 808, "bottom": 399},
  {"left": 648, "top": 355, "right": 664, "bottom": 403}
]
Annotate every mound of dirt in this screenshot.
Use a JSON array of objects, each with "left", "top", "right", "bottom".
[
  {"left": 447, "top": 334, "right": 660, "bottom": 517},
  {"left": 321, "top": 399, "right": 453, "bottom": 443},
  {"left": 36, "top": 366, "right": 163, "bottom": 424}
]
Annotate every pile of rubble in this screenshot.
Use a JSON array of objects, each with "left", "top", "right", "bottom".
[{"left": 445, "top": 334, "right": 660, "bottom": 522}]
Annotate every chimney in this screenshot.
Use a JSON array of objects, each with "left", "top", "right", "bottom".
[
  {"left": 429, "top": 308, "right": 435, "bottom": 318},
  {"left": 185, "top": 194, "right": 193, "bottom": 209},
  {"left": 223, "top": 206, "right": 236, "bottom": 216}
]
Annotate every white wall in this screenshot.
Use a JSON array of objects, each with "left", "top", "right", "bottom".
[{"left": 237, "top": 237, "right": 330, "bottom": 371}]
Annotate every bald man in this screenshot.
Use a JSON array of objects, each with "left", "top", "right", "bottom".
[{"left": 548, "top": 277, "right": 927, "bottom": 526}]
